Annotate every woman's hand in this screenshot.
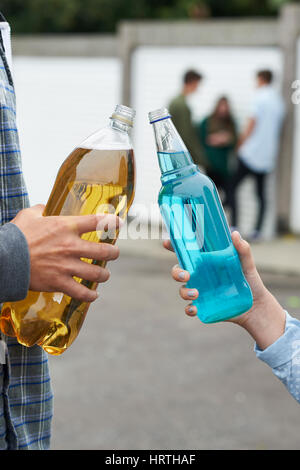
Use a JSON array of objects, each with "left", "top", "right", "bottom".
[
  {"left": 207, "top": 131, "right": 233, "bottom": 147},
  {"left": 163, "top": 232, "right": 286, "bottom": 350}
]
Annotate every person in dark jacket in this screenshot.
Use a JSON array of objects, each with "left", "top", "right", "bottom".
[{"left": 169, "top": 70, "right": 207, "bottom": 168}]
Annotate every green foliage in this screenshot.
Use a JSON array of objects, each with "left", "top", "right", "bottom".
[{"left": 0, "top": 0, "right": 296, "bottom": 33}]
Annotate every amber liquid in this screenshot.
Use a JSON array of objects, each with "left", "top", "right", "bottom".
[{"left": 0, "top": 147, "right": 135, "bottom": 355}]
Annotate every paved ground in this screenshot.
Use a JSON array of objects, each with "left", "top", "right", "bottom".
[{"left": 49, "top": 241, "right": 300, "bottom": 450}]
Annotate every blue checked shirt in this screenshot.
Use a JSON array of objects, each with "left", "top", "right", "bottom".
[{"left": 0, "top": 19, "right": 53, "bottom": 450}]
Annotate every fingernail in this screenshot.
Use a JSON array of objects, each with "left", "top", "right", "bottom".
[
  {"left": 179, "top": 272, "right": 186, "bottom": 280},
  {"left": 188, "top": 307, "right": 194, "bottom": 314},
  {"left": 188, "top": 290, "right": 196, "bottom": 297},
  {"left": 238, "top": 232, "right": 243, "bottom": 241}
]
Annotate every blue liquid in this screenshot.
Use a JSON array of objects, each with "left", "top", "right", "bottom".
[{"left": 158, "top": 151, "right": 253, "bottom": 323}]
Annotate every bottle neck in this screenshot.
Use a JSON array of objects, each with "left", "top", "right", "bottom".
[
  {"left": 152, "top": 117, "right": 196, "bottom": 183},
  {"left": 110, "top": 118, "right": 131, "bottom": 134},
  {"left": 158, "top": 152, "right": 197, "bottom": 184}
]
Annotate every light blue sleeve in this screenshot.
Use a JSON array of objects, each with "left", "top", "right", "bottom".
[
  {"left": 249, "top": 91, "right": 262, "bottom": 119},
  {"left": 255, "top": 311, "right": 300, "bottom": 403}
]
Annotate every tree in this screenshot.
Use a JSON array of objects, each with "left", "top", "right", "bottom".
[{"left": 1, "top": 0, "right": 297, "bottom": 33}]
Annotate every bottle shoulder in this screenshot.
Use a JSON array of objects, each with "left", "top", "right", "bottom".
[
  {"left": 81, "top": 126, "right": 132, "bottom": 151},
  {"left": 159, "top": 170, "right": 215, "bottom": 197}
]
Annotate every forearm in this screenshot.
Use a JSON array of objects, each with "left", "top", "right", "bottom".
[
  {"left": 167, "top": 229, "right": 300, "bottom": 402},
  {"left": 237, "top": 288, "right": 286, "bottom": 350}
]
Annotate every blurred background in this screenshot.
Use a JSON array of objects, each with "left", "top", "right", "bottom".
[{"left": 2, "top": 0, "right": 300, "bottom": 449}]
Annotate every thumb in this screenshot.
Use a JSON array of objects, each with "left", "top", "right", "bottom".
[{"left": 231, "top": 231, "right": 256, "bottom": 277}]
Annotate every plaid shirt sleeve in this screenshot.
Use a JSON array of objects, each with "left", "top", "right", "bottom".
[
  {"left": 0, "top": 36, "right": 53, "bottom": 450},
  {"left": 0, "top": 63, "right": 29, "bottom": 222}
]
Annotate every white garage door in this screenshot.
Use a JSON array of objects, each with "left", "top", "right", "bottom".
[
  {"left": 13, "top": 57, "right": 121, "bottom": 206},
  {"left": 131, "top": 46, "right": 283, "bottom": 237}
]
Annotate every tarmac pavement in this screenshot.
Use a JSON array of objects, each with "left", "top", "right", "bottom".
[{"left": 49, "top": 238, "right": 300, "bottom": 450}]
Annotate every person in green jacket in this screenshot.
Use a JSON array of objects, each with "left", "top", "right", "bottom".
[
  {"left": 196, "top": 96, "right": 237, "bottom": 203},
  {"left": 169, "top": 70, "right": 206, "bottom": 168}
]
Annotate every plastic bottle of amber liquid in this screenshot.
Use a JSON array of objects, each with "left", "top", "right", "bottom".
[{"left": 1, "top": 105, "right": 136, "bottom": 355}]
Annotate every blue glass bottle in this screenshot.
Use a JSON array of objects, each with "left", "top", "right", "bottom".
[{"left": 149, "top": 108, "right": 253, "bottom": 323}]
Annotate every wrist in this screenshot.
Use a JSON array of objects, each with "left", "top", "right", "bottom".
[{"left": 238, "top": 288, "right": 286, "bottom": 350}]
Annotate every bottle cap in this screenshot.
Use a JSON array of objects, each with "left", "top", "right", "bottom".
[
  {"left": 111, "top": 104, "right": 136, "bottom": 127},
  {"left": 148, "top": 108, "right": 171, "bottom": 124}
]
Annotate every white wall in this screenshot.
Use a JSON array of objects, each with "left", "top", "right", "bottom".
[
  {"left": 131, "top": 46, "right": 283, "bottom": 236},
  {"left": 13, "top": 57, "right": 121, "bottom": 206},
  {"left": 291, "top": 38, "right": 300, "bottom": 233}
]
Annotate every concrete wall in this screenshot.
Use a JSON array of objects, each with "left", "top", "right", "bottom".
[
  {"left": 118, "top": 19, "right": 278, "bottom": 106},
  {"left": 12, "top": 34, "right": 118, "bottom": 57},
  {"left": 291, "top": 37, "right": 300, "bottom": 233},
  {"left": 278, "top": 5, "right": 300, "bottom": 232}
]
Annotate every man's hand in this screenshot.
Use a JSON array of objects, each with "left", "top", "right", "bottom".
[
  {"left": 11, "top": 205, "right": 121, "bottom": 303},
  {"left": 163, "top": 232, "right": 286, "bottom": 350}
]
